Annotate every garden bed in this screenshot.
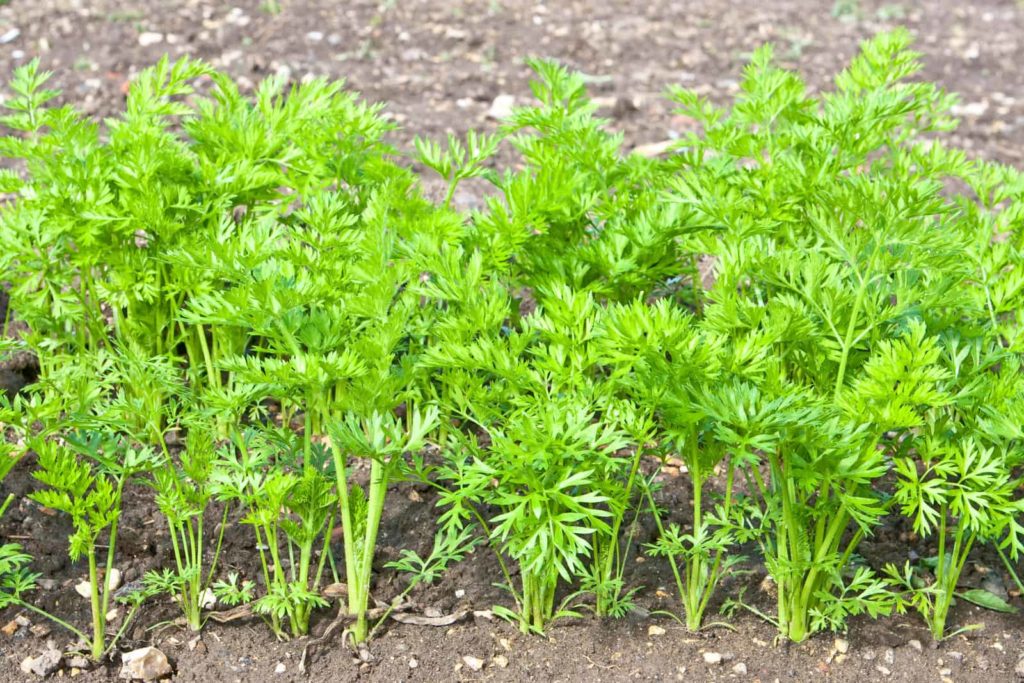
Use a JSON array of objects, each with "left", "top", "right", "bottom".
[{"left": 2, "top": 1, "right": 1024, "bottom": 681}]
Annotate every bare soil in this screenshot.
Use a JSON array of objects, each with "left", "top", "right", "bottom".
[{"left": 1, "top": 0, "right": 1023, "bottom": 681}]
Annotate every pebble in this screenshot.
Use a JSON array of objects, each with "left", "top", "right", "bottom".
[
  {"left": 703, "top": 652, "right": 723, "bottom": 665},
  {"left": 907, "top": 639, "right": 922, "bottom": 652},
  {"left": 0, "top": 28, "right": 20, "bottom": 44},
  {"left": 834, "top": 638, "right": 850, "bottom": 654},
  {"left": 409, "top": 658, "right": 418, "bottom": 669},
  {"left": 454, "top": 589, "right": 465, "bottom": 598},
  {"left": 648, "top": 624, "right": 666, "bottom": 636},
  {"left": 120, "top": 646, "right": 172, "bottom": 681},
  {"left": 952, "top": 101, "right": 989, "bottom": 118},
  {"left": 493, "top": 654, "right": 509, "bottom": 669},
  {"left": 462, "top": 655, "right": 484, "bottom": 672},
  {"left": 981, "top": 575, "right": 1009, "bottom": 601},
  {"left": 1015, "top": 657, "right": 1024, "bottom": 678},
  {"left": 20, "top": 647, "right": 62, "bottom": 677},
  {"left": 75, "top": 569, "right": 121, "bottom": 599},
  {"left": 486, "top": 94, "right": 515, "bottom": 120},
  {"left": 137, "top": 32, "right": 165, "bottom": 47},
  {"left": 884, "top": 648, "right": 895, "bottom": 665},
  {"left": 732, "top": 662, "right": 747, "bottom": 675},
  {"left": 947, "top": 651, "right": 964, "bottom": 663},
  {"left": 876, "top": 665, "right": 891, "bottom": 676},
  {"left": 274, "top": 662, "right": 286, "bottom": 674},
  {"left": 66, "top": 656, "right": 90, "bottom": 670}
]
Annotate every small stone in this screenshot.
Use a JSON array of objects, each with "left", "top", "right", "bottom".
[
  {"left": 322, "top": 583, "right": 348, "bottom": 599},
  {"left": 1015, "top": 657, "right": 1024, "bottom": 678},
  {"left": 2, "top": 619, "right": 19, "bottom": 636},
  {"left": 947, "top": 651, "right": 964, "bottom": 664},
  {"left": 200, "top": 588, "right": 216, "bottom": 610},
  {"left": 408, "top": 658, "right": 418, "bottom": 669},
  {"left": 493, "top": 655, "right": 508, "bottom": 669},
  {"left": 648, "top": 624, "right": 666, "bottom": 636},
  {"left": 20, "top": 648, "right": 62, "bottom": 677},
  {"left": 939, "top": 668, "right": 952, "bottom": 677},
  {"left": 952, "top": 101, "right": 989, "bottom": 118},
  {"left": 75, "top": 569, "right": 121, "bottom": 599},
  {"left": 137, "top": 32, "right": 164, "bottom": 47},
  {"left": 732, "top": 662, "right": 747, "bottom": 675},
  {"left": 274, "top": 662, "right": 286, "bottom": 674},
  {"left": 462, "top": 656, "right": 484, "bottom": 672},
  {"left": 119, "top": 647, "right": 172, "bottom": 681},
  {"left": 884, "top": 648, "right": 895, "bottom": 665},
  {"left": 834, "top": 638, "right": 850, "bottom": 654},
  {"left": 106, "top": 609, "right": 120, "bottom": 623},
  {"left": 66, "top": 657, "right": 90, "bottom": 670},
  {"left": 0, "top": 28, "right": 20, "bottom": 44},
  {"left": 37, "top": 579, "right": 57, "bottom": 591},
  {"left": 907, "top": 639, "right": 922, "bottom": 652},
  {"left": 703, "top": 652, "right": 723, "bottom": 665},
  {"left": 305, "top": 31, "right": 324, "bottom": 42},
  {"left": 454, "top": 589, "right": 465, "bottom": 599},
  {"left": 486, "top": 94, "right": 515, "bottom": 120},
  {"left": 981, "top": 575, "right": 1009, "bottom": 601},
  {"left": 876, "top": 665, "right": 891, "bottom": 676},
  {"left": 30, "top": 624, "right": 51, "bottom": 637}
]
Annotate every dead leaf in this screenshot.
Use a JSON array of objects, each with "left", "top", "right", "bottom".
[{"left": 389, "top": 609, "right": 469, "bottom": 626}]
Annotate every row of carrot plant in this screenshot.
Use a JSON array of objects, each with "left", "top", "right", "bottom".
[{"left": 1, "top": 30, "right": 1023, "bottom": 661}]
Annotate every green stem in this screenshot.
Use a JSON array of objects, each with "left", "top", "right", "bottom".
[
  {"left": 87, "top": 547, "right": 104, "bottom": 660},
  {"left": 833, "top": 275, "right": 870, "bottom": 400},
  {"left": 13, "top": 599, "right": 90, "bottom": 644}
]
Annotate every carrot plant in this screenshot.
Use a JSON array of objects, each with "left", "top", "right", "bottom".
[
  {"left": 881, "top": 339, "right": 1024, "bottom": 639},
  {"left": 0, "top": 28, "right": 1021, "bottom": 659},
  {"left": 28, "top": 429, "right": 159, "bottom": 659},
  {"left": 455, "top": 60, "right": 694, "bottom": 302},
  {"left": 663, "top": 29, "right": 1023, "bottom": 641},
  {"left": 142, "top": 421, "right": 233, "bottom": 632},
  {"left": 599, "top": 299, "right": 746, "bottom": 631},
  {"left": 425, "top": 288, "right": 666, "bottom": 632},
  {"left": 212, "top": 426, "right": 334, "bottom": 639}
]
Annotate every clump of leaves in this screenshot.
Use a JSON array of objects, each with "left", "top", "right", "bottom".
[
  {"left": 450, "top": 59, "right": 697, "bottom": 303},
  {"left": 425, "top": 287, "right": 662, "bottom": 632},
  {"left": 29, "top": 430, "right": 160, "bottom": 659},
  {"left": 142, "top": 420, "right": 234, "bottom": 631},
  {"left": 599, "top": 299, "right": 746, "bottom": 631},
  {"left": 666, "top": 29, "right": 1023, "bottom": 640},
  {"left": 214, "top": 427, "right": 335, "bottom": 639}
]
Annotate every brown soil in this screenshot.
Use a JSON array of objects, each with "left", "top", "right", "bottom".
[{"left": 1, "top": 0, "right": 1024, "bottom": 681}]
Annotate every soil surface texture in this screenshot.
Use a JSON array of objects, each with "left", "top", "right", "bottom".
[{"left": 1, "top": 0, "right": 1024, "bottom": 681}]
